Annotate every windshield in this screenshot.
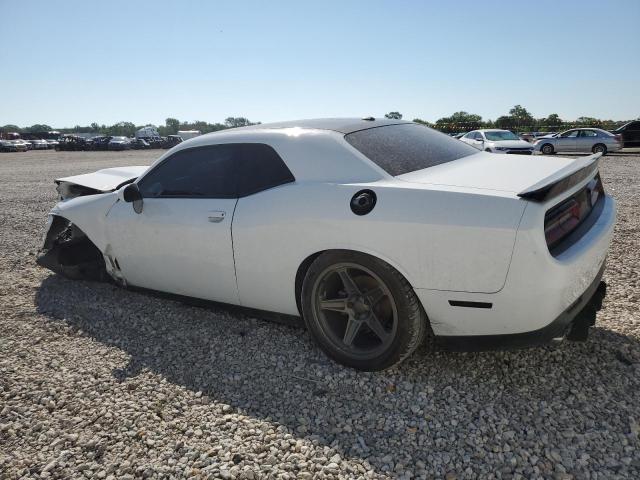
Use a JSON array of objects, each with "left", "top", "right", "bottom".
[
  {"left": 344, "top": 123, "right": 477, "bottom": 176},
  {"left": 484, "top": 131, "right": 520, "bottom": 141}
]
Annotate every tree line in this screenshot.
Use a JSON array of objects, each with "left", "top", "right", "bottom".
[
  {"left": 408, "top": 106, "right": 634, "bottom": 134},
  {"left": 0, "top": 117, "right": 258, "bottom": 137},
  {"left": 2, "top": 107, "right": 636, "bottom": 137}
]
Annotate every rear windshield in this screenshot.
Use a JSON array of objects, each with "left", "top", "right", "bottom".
[{"left": 345, "top": 124, "right": 477, "bottom": 176}]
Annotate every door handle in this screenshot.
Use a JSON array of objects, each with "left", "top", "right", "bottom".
[{"left": 208, "top": 211, "right": 226, "bottom": 223}]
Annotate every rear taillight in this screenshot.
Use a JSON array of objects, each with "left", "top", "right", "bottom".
[
  {"left": 545, "top": 199, "right": 582, "bottom": 247},
  {"left": 544, "top": 173, "right": 604, "bottom": 250},
  {"left": 614, "top": 134, "right": 623, "bottom": 145},
  {"left": 587, "top": 174, "right": 604, "bottom": 207}
]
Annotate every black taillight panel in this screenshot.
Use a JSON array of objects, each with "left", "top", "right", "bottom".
[{"left": 544, "top": 173, "right": 605, "bottom": 256}]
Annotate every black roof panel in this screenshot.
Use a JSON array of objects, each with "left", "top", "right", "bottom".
[{"left": 235, "top": 117, "right": 412, "bottom": 134}]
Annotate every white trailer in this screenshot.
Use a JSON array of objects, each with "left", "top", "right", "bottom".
[{"left": 177, "top": 130, "right": 201, "bottom": 141}]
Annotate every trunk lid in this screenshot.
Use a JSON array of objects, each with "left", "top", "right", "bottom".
[{"left": 396, "top": 152, "right": 600, "bottom": 201}]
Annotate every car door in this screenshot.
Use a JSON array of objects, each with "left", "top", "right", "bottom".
[
  {"left": 472, "top": 131, "right": 486, "bottom": 149},
  {"left": 464, "top": 131, "right": 483, "bottom": 150},
  {"left": 556, "top": 129, "right": 579, "bottom": 152},
  {"left": 105, "top": 144, "right": 240, "bottom": 304},
  {"left": 577, "top": 129, "right": 598, "bottom": 152}
]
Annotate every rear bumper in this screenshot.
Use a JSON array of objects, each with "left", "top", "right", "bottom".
[
  {"left": 415, "top": 193, "right": 615, "bottom": 348},
  {"left": 436, "top": 262, "right": 607, "bottom": 351}
]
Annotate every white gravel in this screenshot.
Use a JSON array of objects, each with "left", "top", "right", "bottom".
[{"left": 1, "top": 150, "right": 639, "bottom": 479}]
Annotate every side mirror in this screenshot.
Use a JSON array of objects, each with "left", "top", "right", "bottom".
[{"left": 122, "top": 183, "right": 143, "bottom": 214}]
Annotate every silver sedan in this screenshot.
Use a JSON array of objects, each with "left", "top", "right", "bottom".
[{"left": 534, "top": 128, "right": 623, "bottom": 155}]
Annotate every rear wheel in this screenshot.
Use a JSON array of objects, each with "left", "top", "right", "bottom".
[
  {"left": 301, "top": 251, "right": 428, "bottom": 371},
  {"left": 541, "top": 143, "right": 554, "bottom": 155},
  {"left": 592, "top": 143, "right": 607, "bottom": 155}
]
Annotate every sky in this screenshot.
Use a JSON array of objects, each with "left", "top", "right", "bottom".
[{"left": 1, "top": 0, "right": 639, "bottom": 128}]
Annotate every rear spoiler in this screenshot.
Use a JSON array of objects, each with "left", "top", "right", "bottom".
[{"left": 517, "top": 152, "right": 602, "bottom": 202}]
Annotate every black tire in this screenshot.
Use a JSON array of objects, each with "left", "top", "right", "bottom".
[
  {"left": 592, "top": 143, "right": 607, "bottom": 155},
  {"left": 301, "top": 250, "right": 428, "bottom": 371},
  {"left": 484, "top": 148, "right": 492, "bottom": 152},
  {"left": 541, "top": 143, "right": 554, "bottom": 155}
]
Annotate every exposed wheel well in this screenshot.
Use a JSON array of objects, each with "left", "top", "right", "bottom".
[
  {"left": 37, "top": 216, "right": 108, "bottom": 281},
  {"left": 295, "top": 251, "right": 325, "bottom": 314}
]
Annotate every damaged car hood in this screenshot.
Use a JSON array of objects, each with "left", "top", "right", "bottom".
[
  {"left": 55, "top": 166, "right": 148, "bottom": 200},
  {"left": 56, "top": 166, "right": 148, "bottom": 191}
]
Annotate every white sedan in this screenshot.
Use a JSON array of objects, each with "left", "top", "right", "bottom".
[
  {"left": 460, "top": 129, "right": 534, "bottom": 155},
  {"left": 37, "top": 118, "right": 615, "bottom": 370}
]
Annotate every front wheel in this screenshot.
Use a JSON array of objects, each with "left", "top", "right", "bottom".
[
  {"left": 301, "top": 251, "right": 428, "bottom": 371},
  {"left": 592, "top": 144, "right": 607, "bottom": 155},
  {"left": 541, "top": 143, "right": 555, "bottom": 155}
]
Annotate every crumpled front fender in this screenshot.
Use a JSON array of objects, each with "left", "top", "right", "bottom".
[{"left": 50, "top": 192, "right": 119, "bottom": 252}]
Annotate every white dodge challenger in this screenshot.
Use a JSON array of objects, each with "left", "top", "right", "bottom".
[{"left": 38, "top": 118, "right": 615, "bottom": 370}]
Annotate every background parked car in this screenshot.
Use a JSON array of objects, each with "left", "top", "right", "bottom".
[
  {"left": 460, "top": 129, "right": 534, "bottom": 154},
  {"left": 55, "top": 135, "right": 88, "bottom": 151},
  {"left": 0, "top": 140, "right": 27, "bottom": 152},
  {"left": 87, "top": 136, "right": 112, "bottom": 151},
  {"left": 45, "top": 139, "right": 59, "bottom": 149},
  {"left": 14, "top": 139, "right": 32, "bottom": 150},
  {"left": 162, "top": 135, "right": 183, "bottom": 149},
  {"left": 29, "top": 139, "right": 49, "bottom": 150},
  {"left": 131, "top": 138, "right": 151, "bottom": 149},
  {"left": 612, "top": 120, "right": 640, "bottom": 147},
  {"left": 108, "top": 136, "right": 131, "bottom": 150},
  {"left": 534, "top": 128, "right": 623, "bottom": 155},
  {"left": 519, "top": 132, "right": 555, "bottom": 143}
]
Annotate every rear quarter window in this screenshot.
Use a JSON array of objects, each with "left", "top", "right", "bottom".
[{"left": 345, "top": 124, "right": 477, "bottom": 176}]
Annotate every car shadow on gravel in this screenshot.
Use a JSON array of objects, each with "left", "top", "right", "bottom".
[{"left": 35, "top": 273, "right": 640, "bottom": 473}]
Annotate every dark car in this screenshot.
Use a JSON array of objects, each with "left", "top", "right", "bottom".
[
  {"left": 88, "top": 136, "right": 112, "bottom": 151},
  {"left": 55, "top": 136, "right": 88, "bottom": 151},
  {"left": 131, "top": 138, "right": 151, "bottom": 149},
  {"left": 612, "top": 121, "right": 640, "bottom": 148},
  {"left": 162, "top": 135, "right": 183, "bottom": 149}
]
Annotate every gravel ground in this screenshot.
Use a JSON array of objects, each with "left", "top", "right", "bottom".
[{"left": 1, "top": 150, "right": 639, "bottom": 479}]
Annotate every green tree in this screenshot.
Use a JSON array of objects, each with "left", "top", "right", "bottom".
[
  {"left": 26, "top": 124, "right": 52, "bottom": 133},
  {"left": 384, "top": 111, "right": 403, "bottom": 120},
  {"left": 538, "top": 113, "right": 562, "bottom": 130},
  {"left": 575, "top": 116, "right": 602, "bottom": 127},
  {"left": 165, "top": 117, "right": 180, "bottom": 135},
  {"left": 508, "top": 105, "right": 534, "bottom": 129},
  {"left": 224, "top": 117, "right": 254, "bottom": 128},
  {"left": 494, "top": 115, "right": 517, "bottom": 130},
  {"left": 1, "top": 124, "right": 21, "bottom": 133},
  {"left": 435, "top": 111, "right": 484, "bottom": 133},
  {"left": 105, "top": 122, "right": 136, "bottom": 136}
]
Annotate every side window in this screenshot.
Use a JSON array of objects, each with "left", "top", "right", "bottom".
[
  {"left": 238, "top": 144, "right": 295, "bottom": 197},
  {"left": 561, "top": 130, "right": 579, "bottom": 138},
  {"left": 464, "top": 131, "right": 476, "bottom": 139},
  {"left": 138, "top": 145, "right": 239, "bottom": 198},
  {"left": 580, "top": 130, "right": 598, "bottom": 137}
]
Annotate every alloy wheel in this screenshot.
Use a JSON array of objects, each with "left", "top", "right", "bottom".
[{"left": 311, "top": 263, "right": 398, "bottom": 360}]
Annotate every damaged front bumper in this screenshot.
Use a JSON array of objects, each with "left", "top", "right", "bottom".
[{"left": 37, "top": 215, "right": 108, "bottom": 281}]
